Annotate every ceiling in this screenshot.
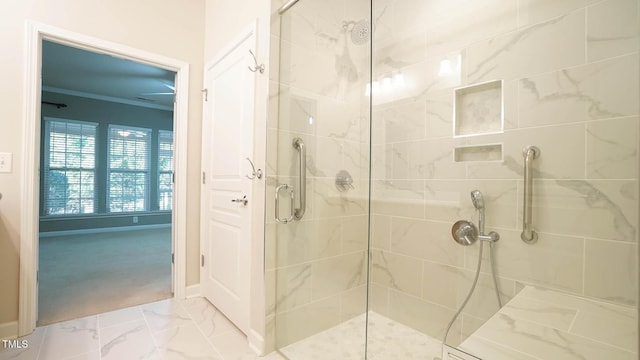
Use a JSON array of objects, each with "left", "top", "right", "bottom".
[{"left": 42, "top": 40, "right": 176, "bottom": 110}]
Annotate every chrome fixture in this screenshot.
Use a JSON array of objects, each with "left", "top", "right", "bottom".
[
  {"left": 521, "top": 145, "right": 540, "bottom": 244},
  {"left": 451, "top": 190, "right": 499, "bottom": 245},
  {"left": 342, "top": 20, "right": 371, "bottom": 46},
  {"left": 293, "top": 137, "right": 306, "bottom": 220},
  {"left": 275, "top": 184, "right": 295, "bottom": 224},
  {"left": 445, "top": 190, "right": 502, "bottom": 350},
  {"left": 247, "top": 49, "right": 264, "bottom": 74},
  {"left": 245, "top": 157, "right": 262, "bottom": 180},
  {"left": 451, "top": 220, "right": 499, "bottom": 245},
  {"left": 231, "top": 195, "right": 248, "bottom": 206},
  {"left": 451, "top": 220, "right": 478, "bottom": 246},
  {"left": 470, "top": 189, "right": 485, "bottom": 234},
  {"left": 278, "top": 0, "right": 300, "bottom": 14},
  {"left": 275, "top": 138, "right": 306, "bottom": 224},
  {"left": 335, "top": 170, "right": 354, "bottom": 192}
]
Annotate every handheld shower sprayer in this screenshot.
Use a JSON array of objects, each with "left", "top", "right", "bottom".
[
  {"left": 445, "top": 189, "right": 503, "bottom": 352},
  {"left": 470, "top": 189, "right": 484, "bottom": 210},
  {"left": 470, "top": 190, "right": 485, "bottom": 235}
]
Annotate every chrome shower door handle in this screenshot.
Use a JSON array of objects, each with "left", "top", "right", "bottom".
[
  {"left": 521, "top": 146, "right": 540, "bottom": 244},
  {"left": 293, "top": 137, "right": 306, "bottom": 220},
  {"left": 275, "top": 184, "right": 295, "bottom": 224}
]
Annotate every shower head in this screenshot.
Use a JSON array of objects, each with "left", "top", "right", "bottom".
[
  {"left": 343, "top": 19, "right": 371, "bottom": 46},
  {"left": 351, "top": 19, "right": 370, "bottom": 45},
  {"left": 470, "top": 190, "right": 484, "bottom": 211}
]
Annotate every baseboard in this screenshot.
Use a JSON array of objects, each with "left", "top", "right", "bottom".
[
  {"left": 248, "top": 329, "right": 265, "bottom": 356},
  {"left": 39, "top": 223, "right": 171, "bottom": 238},
  {"left": 0, "top": 321, "right": 18, "bottom": 340},
  {"left": 185, "top": 284, "right": 201, "bottom": 298}
]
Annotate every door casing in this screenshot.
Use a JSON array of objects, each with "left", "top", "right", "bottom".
[{"left": 19, "top": 21, "right": 190, "bottom": 336}]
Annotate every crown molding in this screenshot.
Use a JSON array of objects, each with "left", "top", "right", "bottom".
[{"left": 42, "top": 85, "right": 174, "bottom": 111}]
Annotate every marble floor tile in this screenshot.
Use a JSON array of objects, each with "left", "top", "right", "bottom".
[
  {"left": 153, "top": 323, "right": 222, "bottom": 360},
  {"left": 183, "top": 297, "right": 238, "bottom": 341},
  {"left": 141, "top": 299, "right": 192, "bottom": 333},
  {"left": 100, "top": 319, "right": 158, "bottom": 360},
  {"left": 0, "top": 327, "right": 46, "bottom": 360},
  {"left": 98, "top": 306, "right": 144, "bottom": 329},
  {"left": 210, "top": 327, "right": 261, "bottom": 360},
  {"left": 6, "top": 293, "right": 633, "bottom": 360},
  {"left": 65, "top": 352, "right": 101, "bottom": 360},
  {"left": 38, "top": 316, "right": 99, "bottom": 360}
]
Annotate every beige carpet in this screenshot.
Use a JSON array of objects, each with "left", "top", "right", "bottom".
[{"left": 38, "top": 227, "right": 172, "bottom": 326}]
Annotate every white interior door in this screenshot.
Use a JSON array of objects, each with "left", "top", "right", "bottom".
[{"left": 200, "top": 31, "right": 256, "bottom": 334}]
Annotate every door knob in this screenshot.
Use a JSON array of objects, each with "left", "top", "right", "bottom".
[{"left": 231, "top": 195, "right": 248, "bottom": 206}]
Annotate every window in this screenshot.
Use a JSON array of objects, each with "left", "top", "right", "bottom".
[
  {"left": 107, "top": 125, "right": 151, "bottom": 212},
  {"left": 43, "top": 119, "right": 97, "bottom": 215},
  {"left": 158, "top": 130, "right": 173, "bottom": 211}
]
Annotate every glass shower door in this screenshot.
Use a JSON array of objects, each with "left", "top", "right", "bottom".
[
  {"left": 368, "top": 0, "right": 639, "bottom": 359},
  {"left": 267, "top": 0, "right": 372, "bottom": 357}
]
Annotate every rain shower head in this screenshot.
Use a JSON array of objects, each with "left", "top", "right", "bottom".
[
  {"left": 351, "top": 19, "right": 371, "bottom": 45},
  {"left": 470, "top": 190, "right": 484, "bottom": 211},
  {"left": 343, "top": 19, "right": 371, "bottom": 46}
]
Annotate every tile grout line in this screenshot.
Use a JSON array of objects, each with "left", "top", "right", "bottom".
[
  {"left": 140, "top": 303, "right": 163, "bottom": 358},
  {"left": 182, "top": 299, "right": 228, "bottom": 360}
]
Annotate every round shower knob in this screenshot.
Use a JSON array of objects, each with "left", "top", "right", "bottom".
[{"left": 451, "top": 220, "right": 478, "bottom": 246}]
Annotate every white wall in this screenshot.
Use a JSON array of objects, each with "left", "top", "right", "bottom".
[
  {"left": 204, "top": 0, "right": 271, "bottom": 351},
  {"left": 0, "top": 0, "right": 206, "bottom": 325}
]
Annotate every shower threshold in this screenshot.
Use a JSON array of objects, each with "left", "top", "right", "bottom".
[{"left": 279, "top": 311, "right": 443, "bottom": 360}]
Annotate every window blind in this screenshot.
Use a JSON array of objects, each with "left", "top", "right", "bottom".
[
  {"left": 107, "top": 125, "right": 151, "bottom": 212},
  {"left": 44, "top": 119, "right": 97, "bottom": 215},
  {"left": 158, "top": 130, "right": 173, "bottom": 211}
]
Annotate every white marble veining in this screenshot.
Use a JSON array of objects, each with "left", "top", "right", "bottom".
[
  {"left": 460, "top": 286, "right": 639, "bottom": 360},
  {"left": 587, "top": 0, "right": 640, "bottom": 62},
  {"left": 269, "top": 0, "right": 640, "bottom": 357},
  {"left": 465, "top": 9, "right": 585, "bottom": 83},
  {"left": 0, "top": 298, "right": 285, "bottom": 360}
]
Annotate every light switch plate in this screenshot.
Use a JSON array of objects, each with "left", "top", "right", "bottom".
[{"left": 0, "top": 152, "right": 13, "bottom": 173}]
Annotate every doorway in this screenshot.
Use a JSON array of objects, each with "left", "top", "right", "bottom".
[
  {"left": 36, "top": 40, "right": 177, "bottom": 325},
  {"left": 19, "top": 22, "right": 189, "bottom": 336}
]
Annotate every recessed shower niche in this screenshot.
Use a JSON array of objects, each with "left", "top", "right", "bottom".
[{"left": 453, "top": 80, "right": 503, "bottom": 137}]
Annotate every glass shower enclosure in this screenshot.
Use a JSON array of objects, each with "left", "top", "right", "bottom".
[{"left": 267, "top": 0, "right": 639, "bottom": 359}]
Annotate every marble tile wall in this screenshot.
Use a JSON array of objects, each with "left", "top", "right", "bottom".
[
  {"left": 267, "top": 0, "right": 371, "bottom": 351},
  {"left": 370, "top": 0, "right": 639, "bottom": 348}
]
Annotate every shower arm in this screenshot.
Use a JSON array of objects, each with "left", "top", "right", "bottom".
[{"left": 521, "top": 146, "right": 540, "bottom": 244}]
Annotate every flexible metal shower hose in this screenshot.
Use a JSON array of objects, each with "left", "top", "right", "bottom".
[{"left": 442, "top": 237, "right": 502, "bottom": 347}]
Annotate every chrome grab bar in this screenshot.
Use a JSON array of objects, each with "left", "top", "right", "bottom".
[
  {"left": 293, "top": 138, "right": 306, "bottom": 220},
  {"left": 275, "top": 184, "right": 295, "bottom": 224},
  {"left": 521, "top": 146, "right": 540, "bottom": 244}
]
